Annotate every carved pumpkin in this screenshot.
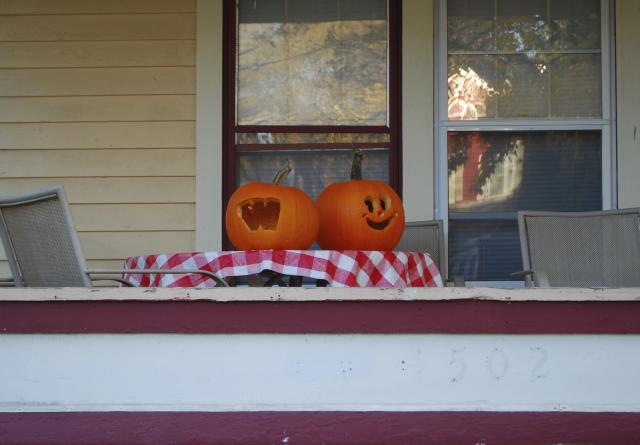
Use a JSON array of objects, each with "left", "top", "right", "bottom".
[
  {"left": 316, "top": 150, "right": 405, "bottom": 250},
  {"left": 225, "top": 165, "right": 319, "bottom": 250}
]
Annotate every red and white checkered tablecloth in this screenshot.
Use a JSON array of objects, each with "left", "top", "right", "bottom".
[{"left": 123, "top": 250, "right": 443, "bottom": 288}]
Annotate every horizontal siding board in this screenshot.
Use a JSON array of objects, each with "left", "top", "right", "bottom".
[
  {"left": 0, "top": 41, "right": 196, "bottom": 68},
  {"left": 86, "top": 259, "right": 135, "bottom": 270},
  {"left": 0, "top": 231, "right": 196, "bottom": 261},
  {"left": 0, "top": 0, "right": 196, "bottom": 15},
  {"left": 0, "top": 149, "right": 195, "bottom": 177},
  {"left": 0, "top": 178, "right": 195, "bottom": 204},
  {"left": 79, "top": 231, "right": 196, "bottom": 260},
  {"left": 0, "top": 3, "right": 199, "bottom": 265},
  {"left": 0, "top": 122, "right": 194, "bottom": 149},
  {"left": 1, "top": 260, "right": 136, "bottom": 278},
  {"left": 70, "top": 204, "right": 195, "bottom": 231},
  {"left": 0, "top": 67, "right": 195, "bottom": 96},
  {"left": 0, "top": 95, "right": 194, "bottom": 122},
  {"left": 0, "top": 14, "right": 196, "bottom": 42}
]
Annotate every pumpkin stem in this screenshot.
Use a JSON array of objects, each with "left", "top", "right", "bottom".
[
  {"left": 350, "top": 149, "right": 364, "bottom": 180},
  {"left": 272, "top": 162, "right": 292, "bottom": 185}
]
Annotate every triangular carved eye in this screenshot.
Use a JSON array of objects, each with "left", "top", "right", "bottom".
[{"left": 238, "top": 198, "right": 281, "bottom": 231}]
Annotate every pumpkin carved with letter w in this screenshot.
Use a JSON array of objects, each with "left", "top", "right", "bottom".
[{"left": 225, "top": 165, "right": 319, "bottom": 250}]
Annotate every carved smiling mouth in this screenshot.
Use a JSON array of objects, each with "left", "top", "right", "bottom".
[{"left": 365, "top": 214, "right": 395, "bottom": 231}]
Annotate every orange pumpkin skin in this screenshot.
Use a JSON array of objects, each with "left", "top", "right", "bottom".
[
  {"left": 225, "top": 181, "right": 319, "bottom": 250},
  {"left": 316, "top": 179, "right": 405, "bottom": 250}
]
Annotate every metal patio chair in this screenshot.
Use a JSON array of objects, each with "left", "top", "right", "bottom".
[
  {"left": 396, "top": 220, "right": 463, "bottom": 286},
  {"left": 513, "top": 209, "right": 640, "bottom": 288},
  {"left": 0, "top": 186, "right": 228, "bottom": 287}
]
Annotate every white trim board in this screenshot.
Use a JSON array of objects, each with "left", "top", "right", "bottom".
[
  {"left": 2, "top": 333, "right": 640, "bottom": 413},
  {"left": 1, "top": 286, "right": 639, "bottom": 302},
  {"left": 195, "top": 0, "right": 223, "bottom": 250}
]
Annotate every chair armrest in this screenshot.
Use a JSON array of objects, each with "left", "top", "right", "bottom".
[
  {"left": 510, "top": 270, "right": 533, "bottom": 278},
  {"left": 510, "top": 270, "right": 537, "bottom": 288},
  {"left": 86, "top": 268, "right": 229, "bottom": 287}
]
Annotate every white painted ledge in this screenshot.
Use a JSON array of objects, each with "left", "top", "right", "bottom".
[
  {"left": 1, "top": 287, "right": 640, "bottom": 302},
  {"left": 2, "top": 333, "right": 640, "bottom": 413}
]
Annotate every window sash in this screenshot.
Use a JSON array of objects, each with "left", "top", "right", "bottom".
[
  {"left": 434, "top": 0, "right": 615, "bottom": 282},
  {"left": 437, "top": 0, "right": 612, "bottom": 124},
  {"left": 223, "top": 0, "right": 402, "bottom": 247},
  {"left": 224, "top": 4, "right": 401, "bottom": 146}
]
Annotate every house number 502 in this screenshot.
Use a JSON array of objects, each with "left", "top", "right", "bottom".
[{"left": 448, "top": 347, "right": 549, "bottom": 382}]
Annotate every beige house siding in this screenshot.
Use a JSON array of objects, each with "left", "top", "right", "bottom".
[
  {"left": 616, "top": 0, "right": 640, "bottom": 208},
  {"left": 0, "top": 0, "right": 197, "bottom": 276}
]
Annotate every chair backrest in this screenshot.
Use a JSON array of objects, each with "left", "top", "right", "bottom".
[
  {"left": 518, "top": 209, "right": 640, "bottom": 287},
  {"left": 0, "top": 187, "right": 90, "bottom": 287},
  {"left": 396, "top": 220, "right": 447, "bottom": 281}
]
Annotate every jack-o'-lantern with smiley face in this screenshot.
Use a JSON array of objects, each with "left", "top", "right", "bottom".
[
  {"left": 226, "top": 164, "right": 319, "bottom": 250},
  {"left": 316, "top": 150, "right": 405, "bottom": 250}
]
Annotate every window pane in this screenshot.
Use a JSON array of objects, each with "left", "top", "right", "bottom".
[
  {"left": 550, "top": 0, "right": 600, "bottom": 50},
  {"left": 496, "top": 54, "right": 549, "bottom": 118},
  {"left": 550, "top": 54, "right": 601, "bottom": 117},
  {"left": 496, "top": 0, "right": 548, "bottom": 52},
  {"left": 237, "top": 0, "right": 388, "bottom": 126},
  {"left": 448, "top": 55, "right": 497, "bottom": 120},
  {"left": 447, "top": 0, "right": 495, "bottom": 52},
  {"left": 448, "top": 219, "right": 522, "bottom": 281},
  {"left": 448, "top": 131, "right": 602, "bottom": 212},
  {"left": 238, "top": 149, "right": 389, "bottom": 200}
]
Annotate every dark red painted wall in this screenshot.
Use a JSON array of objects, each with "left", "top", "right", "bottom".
[
  {"left": 2, "top": 411, "right": 640, "bottom": 445},
  {"left": 1, "top": 299, "right": 640, "bottom": 334}
]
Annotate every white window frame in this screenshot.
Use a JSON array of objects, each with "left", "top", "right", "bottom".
[{"left": 434, "top": 0, "right": 616, "bottom": 286}]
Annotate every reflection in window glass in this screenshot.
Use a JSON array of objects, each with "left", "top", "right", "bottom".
[
  {"left": 447, "top": 0, "right": 601, "bottom": 120},
  {"left": 550, "top": 0, "right": 600, "bottom": 50},
  {"left": 550, "top": 54, "right": 601, "bottom": 117},
  {"left": 496, "top": 54, "right": 549, "bottom": 118},
  {"left": 447, "top": 0, "right": 495, "bottom": 52},
  {"left": 448, "top": 131, "right": 602, "bottom": 212},
  {"left": 237, "top": 0, "right": 388, "bottom": 126},
  {"left": 448, "top": 55, "right": 497, "bottom": 119}
]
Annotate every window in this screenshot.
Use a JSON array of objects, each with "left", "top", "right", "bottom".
[
  {"left": 437, "top": 0, "right": 613, "bottom": 283},
  {"left": 224, "top": 0, "right": 401, "bottom": 246}
]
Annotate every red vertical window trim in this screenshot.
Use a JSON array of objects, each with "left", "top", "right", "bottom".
[
  {"left": 389, "top": 0, "right": 402, "bottom": 196},
  {"left": 222, "top": 0, "right": 403, "bottom": 248},
  {"left": 222, "top": 0, "right": 237, "bottom": 249}
]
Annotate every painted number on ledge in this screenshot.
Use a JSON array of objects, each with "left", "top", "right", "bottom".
[{"left": 447, "top": 347, "right": 550, "bottom": 383}]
